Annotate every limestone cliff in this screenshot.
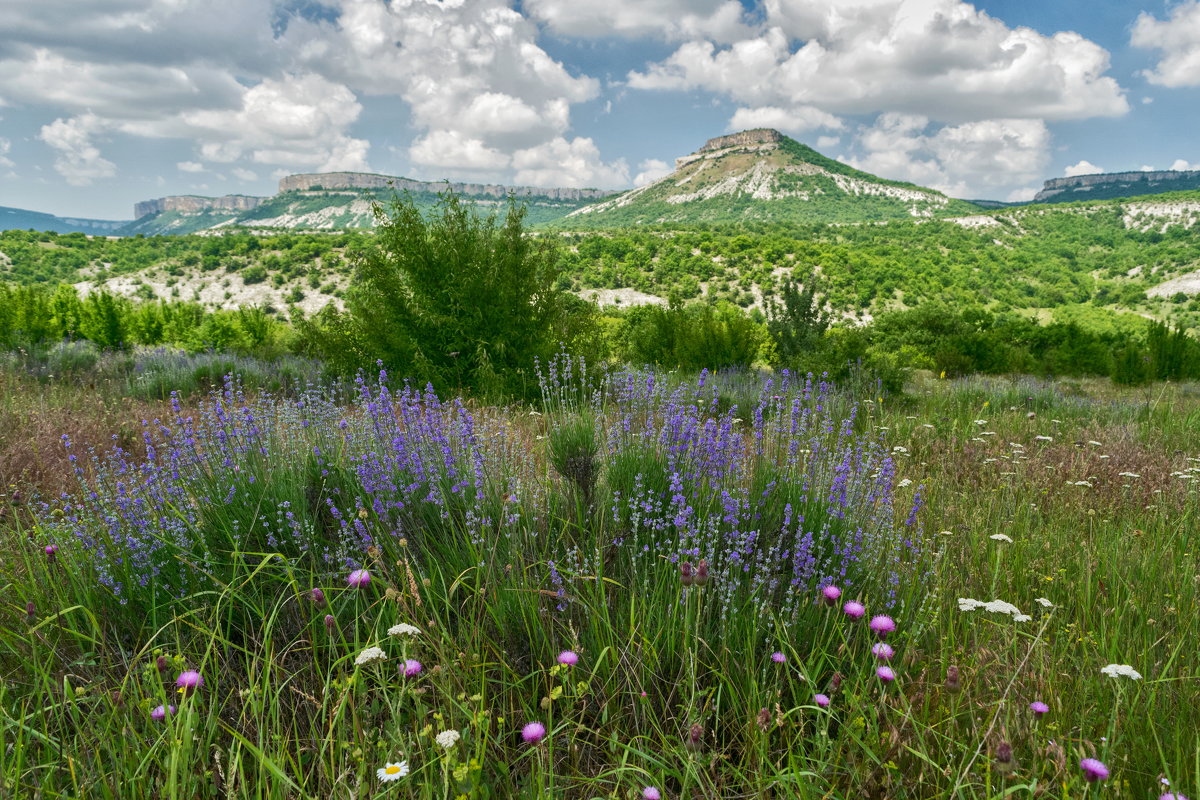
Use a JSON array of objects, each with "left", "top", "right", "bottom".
[
  {"left": 1033, "top": 170, "right": 1200, "bottom": 203},
  {"left": 277, "top": 172, "right": 618, "bottom": 202},
  {"left": 134, "top": 195, "right": 266, "bottom": 219}
]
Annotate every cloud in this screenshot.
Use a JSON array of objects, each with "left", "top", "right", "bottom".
[
  {"left": 0, "top": 137, "right": 13, "bottom": 169},
  {"left": 1132, "top": 2, "right": 1200, "bottom": 87},
  {"left": 523, "top": 0, "right": 751, "bottom": 43},
  {"left": 177, "top": 161, "right": 205, "bottom": 173},
  {"left": 629, "top": 0, "right": 1128, "bottom": 124},
  {"left": 1064, "top": 160, "right": 1103, "bottom": 177},
  {"left": 1171, "top": 158, "right": 1200, "bottom": 171},
  {"left": 845, "top": 114, "right": 1050, "bottom": 197},
  {"left": 633, "top": 158, "right": 672, "bottom": 186},
  {"left": 729, "top": 105, "right": 844, "bottom": 134},
  {"left": 38, "top": 114, "right": 117, "bottom": 186},
  {"left": 511, "top": 137, "right": 630, "bottom": 188},
  {"left": 232, "top": 167, "right": 258, "bottom": 181},
  {"left": 1006, "top": 186, "right": 1038, "bottom": 202},
  {"left": 410, "top": 130, "right": 510, "bottom": 172},
  {"left": 816, "top": 135, "right": 841, "bottom": 149}
]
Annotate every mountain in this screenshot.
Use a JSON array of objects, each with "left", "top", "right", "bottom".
[
  {"left": 559, "top": 129, "right": 981, "bottom": 228},
  {"left": 121, "top": 173, "right": 619, "bottom": 235},
  {"left": 1, "top": 205, "right": 129, "bottom": 235},
  {"left": 1033, "top": 170, "right": 1200, "bottom": 203}
]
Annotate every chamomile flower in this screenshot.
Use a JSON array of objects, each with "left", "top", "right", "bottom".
[{"left": 377, "top": 761, "right": 409, "bottom": 782}]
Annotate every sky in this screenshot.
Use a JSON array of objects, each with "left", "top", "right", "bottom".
[{"left": 1, "top": 0, "right": 1199, "bottom": 220}]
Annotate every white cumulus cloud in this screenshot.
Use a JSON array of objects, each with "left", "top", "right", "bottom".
[
  {"left": 629, "top": 0, "right": 1128, "bottom": 123},
  {"left": 38, "top": 114, "right": 116, "bottom": 186},
  {"left": 523, "top": 0, "right": 751, "bottom": 42},
  {"left": 729, "top": 105, "right": 844, "bottom": 134},
  {"left": 1171, "top": 158, "right": 1200, "bottom": 171},
  {"left": 511, "top": 137, "right": 630, "bottom": 188},
  {"left": 633, "top": 158, "right": 672, "bottom": 187},
  {"left": 177, "top": 161, "right": 205, "bottom": 173},
  {"left": 1064, "top": 160, "right": 1103, "bottom": 177},
  {"left": 1132, "top": 1, "right": 1200, "bottom": 88}
]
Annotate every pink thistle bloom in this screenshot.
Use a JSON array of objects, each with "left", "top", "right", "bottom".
[
  {"left": 175, "top": 670, "right": 203, "bottom": 695},
  {"left": 642, "top": 788, "right": 662, "bottom": 800},
  {"left": 869, "top": 615, "right": 896, "bottom": 637},
  {"left": 876, "top": 666, "right": 896, "bottom": 682},
  {"left": 822, "top": 585, "right": 841, "bottom": 605},
  {"left": 871, "top": 642, "right": 895, "bottom": 660},
  {"left": 1029, "top": 701, "right": 1049, "bottom": 714},
  {"left": 45, "top": 544, "right": 58, "bottom": 559},
  {"left": 843, "top": 601, "right": 866, "bottom": 619},
  {"left": 521, "top": 721, "right": 546, "bottom": 744},
  {"left": 814, "top": 693, "right": 830, "bottom": 708},
  {"left": 771, "top": 651, "right": 786, "bottom": 663},
  {"left": 150, "top": 704, "right": 176, "bottom": 721},
  {"left": 402, "top": 659, "right": 422, "bottom": 677},
  {"left": 1160, "top": 794, "right": 1189, "bottom": 800},
  {"left": 324, "top": 614, "right": 336, "bottom": 632},
  {"left": 1080, "top": 758, "right": 1109, "bottom": 782},
  {"left": 309, "top": 587, "right": 326, "bottom": 605},
  {"left": 346, "top": 569, "right": 371, "bottom": 588},
  {"left": 557, "top": 650, "right": 578, "bottom": 666}
]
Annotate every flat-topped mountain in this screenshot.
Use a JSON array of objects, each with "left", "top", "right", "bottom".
[
  {"left": 277, "top": 172, "right": 615, "bottom": 202},
  {"left": 560, "top": 129, "right": 980, "bottom": 228},
  {"left": 1033, "top": 170, "right": 1200, "bottom": 203},
  {"left": 1, "top": 205, "right": 129, "bottom": 235}
]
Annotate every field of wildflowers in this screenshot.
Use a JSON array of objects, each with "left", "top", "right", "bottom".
[{"left": 1, "top": 360, "right": 1196, "bottom": 799}]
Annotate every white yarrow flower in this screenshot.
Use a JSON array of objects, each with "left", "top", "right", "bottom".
[
  {"left": 1035, "top": 435, "right": 1053, "bottom": 442},
  {"left": 436, "top": 729, "right": 461, "bottom": 749},
  {"left": 1035, "top": 597, "right": 1054, "bottom": 608},
  {"left": 1013, "top": 614, "right": 1032, "bottom": 622},
  {"left": 989, "top": 533, "right": 1013, "bottom": 543},
  {"left": 897, "top": 478, "right": 913, "bottom": 487},
  {"left": 1100, "top": 663, "right": 1142, "bottom": 680},
  {"left": 355, "top": 646, "right": 387, "bottom": 666},
  {"left": 388, "top": 623, "right": 422, "bottom": 637},
  {"left": 377, "top": 761, "right": 409, "bottom": 781}
]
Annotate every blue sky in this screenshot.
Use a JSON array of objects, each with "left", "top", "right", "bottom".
[{"left": 0, "top": 0, "right": 1198, "bottom": 219}]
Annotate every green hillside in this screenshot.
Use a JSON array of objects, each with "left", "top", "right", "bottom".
[
  {"left": 1, "top": 205, "right": 129, "bottom": 235},
  {"left": 556, "top": 130, "right": 981, "bottom": 228}
]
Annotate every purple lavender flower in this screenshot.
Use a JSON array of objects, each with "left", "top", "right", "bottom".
[
  {"left": 869, "top": 615, "right": 896, "bottom": 637},
  {"left": 402, "top": 659, "right": 422, "bottom": 677},
  {"left": 822, "top": 585, "right": 841, "bottom": 605},
  {"left": 771, "top": 651, "right": 786, "bottom": 663},
  {"left": 814, "top": 693, "right": 830, "bottom": 708},
  {"left": 150, "top": 704, "right": 176, "bottom": 721},
  {"left": 346, "top": 569, "right": 371, "bottom": 588},
  {"left": 871, "top": 642, "right": 895, "bottom": 661},
  {"left": 843, "top": 601, "right": 866, "bottom": 619},
  {"left": 1029, "top": 700, "right": 1049, "bottom": 714},
  {"left": 521, "top": 721, "right": 546, "bottom": 744},
  {"left": 557, "top": 650, "right": 578, "bottom": 667},
  {"left": 1080, "top": 758, "right": 1109, "bottom": 782},
  {"left": 876, "top": 666, "right": 896, "bottom": 682},
  {"left": 175, "top": 670, "right": 203, "bottom": 696}
]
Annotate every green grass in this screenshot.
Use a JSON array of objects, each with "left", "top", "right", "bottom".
[{"left": 0, "top": 371, "right": 1196, "bottom": 798}]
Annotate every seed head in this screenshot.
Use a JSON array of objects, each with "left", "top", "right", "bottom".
[
  {"left": 309, "top": 588, "right": 326, "bottom": 606},
  {"left": 694, "top": 559, "right": 710, "bottom": 587},
  {"left": 994, "top": 741, "right": 1016, "bottom": 775},
  {"left": 945, "top": 665, "right": 962, "bottom": 694},
  {"left": 679, "top": 561, "right": 694, "bottom": 587},
  {"left": 684, "top": 722, "right": 704, "bottom": 751}
]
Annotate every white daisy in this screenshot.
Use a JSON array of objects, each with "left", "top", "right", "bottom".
[
  {"left": 377, "top": 761, "right": 409, "bottom": 782},
  {"left": 435, "top": 729, "right": 461, "bottom": 749},
  {"left": 388, "top": 623, "right": 422, "bottom": 637},
  {"left": 355, "top": 646, "right": 387, "bottom": 666}
]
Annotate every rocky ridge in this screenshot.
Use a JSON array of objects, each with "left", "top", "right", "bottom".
[{"left": 1033, "top": 170, "right": 1200, "bottom": 203}]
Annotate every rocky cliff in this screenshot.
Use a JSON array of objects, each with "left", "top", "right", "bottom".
[
  {"left": 277, "top": 172, "right": 618, "bottom": 201},
  {"left": 699, "top": 129, "right": 783, "bottom": 153},
  {"left": 1034, "top": 170, "right": 1200, "bottom": 203},
  {"left": 134, "top": 194, "right": 266, "bottom": 219}
]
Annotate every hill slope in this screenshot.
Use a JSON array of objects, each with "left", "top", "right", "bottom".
[
  {"left": 1, "top": 205, "right": 129, "bottom": 235},
  {"left": 1033, "top": 170, "right": 1200, "bottom": 203},
  {"left": 560, "top": 129, "right": 980, "bottom": 228}
]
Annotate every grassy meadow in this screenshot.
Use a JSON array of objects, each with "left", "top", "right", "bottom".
[{"left": 0, "top": 360, "right": 1197, "bottom": 799}]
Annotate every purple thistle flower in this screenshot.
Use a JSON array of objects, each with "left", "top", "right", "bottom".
[
  {"left": 309, "top": 587, "right": 326, "bottom": 606},
  {"left": 1080, "top": 758, "right": 1110, "bottom": 782},
  {"left": 402, "top": 659, "right": 422, "bottom": 676},
  {"left": 642, "top": 788, "right": 662, "bottom": 800},
  {"left": 175, "top": 670, "right": 203, "bottom": 696},
  {"left": 45, "top": 544, "right": 58, "bottom": 560},
  {"left": 521, "top": 721, "right": 546, "bottom": 744},
  {"left": 557, "top": 650, "right": 579, "bottom": 666},
  {"left": 346, "top": 569, "right": 371, "bottom": 588},
  {"left": 771, "top": 651, "right": 786, "bottom": 663},
  {"left": 822, "top": 585, "right": 841, "bottom": 605},
  {"left": 814, "top": 693, "right": 830, "bottom": 708},
  {"left": 155, "top": 655, "right": 169, "bottom": 674},
  {"left": 869, "top": 615, "right": 896, "bottom": 637},
  {"left": 876, "top": 666, "right": 896, "bottom": 682},
  {"left": 1159, "top": 794, "right": 1189, "bottom": 800},
  {"left": 150, "top": 704, "right": 176, "bottom": 721},
  {"left": 1029, "top": 700, "right": 1049, "bottom": 714},
  {"left": 324, "top": 614, "right": 336, "bottom": 632},
  {"left": 871, "top": 642, "right": 895, "bottom": 661},
  {"left": 843, "top": 601, "right": 866, "bottom": 619}
]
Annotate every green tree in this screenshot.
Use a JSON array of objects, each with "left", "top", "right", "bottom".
[{"left": 307, "top": 191, "right": 572, "bottom": 395}]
